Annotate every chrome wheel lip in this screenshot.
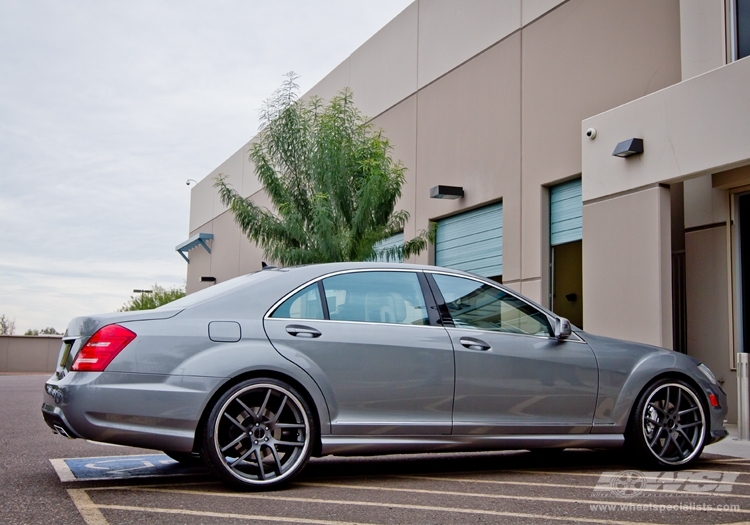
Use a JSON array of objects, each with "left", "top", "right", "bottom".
[
  {"left": 641, "top": 382, "right": 706, "bottom": 466},
  {"left": 214, "top": 382, "right": 311, "bottom": 486}
]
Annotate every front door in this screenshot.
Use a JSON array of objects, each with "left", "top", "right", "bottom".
[
  {"left": 264, "top": 270, "right": 455, "bottom": 436},
  {"left": 428, "top": 272, "right": 598, "bottom": 434}
]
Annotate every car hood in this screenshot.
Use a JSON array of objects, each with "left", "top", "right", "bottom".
[{"left": 578, "top": 330, "right": 701, "bottom": 365}]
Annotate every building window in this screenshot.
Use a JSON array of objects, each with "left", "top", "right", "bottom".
[
  {"left": 739, "top": 0, "right": 750, "bottom": 59},
  {"left": 730, "top": 0, "right": 750, "bottom": 60}
]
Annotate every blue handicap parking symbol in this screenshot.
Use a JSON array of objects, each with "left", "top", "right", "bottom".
[{"left": 51, "top": 454, "right": 206, "bottom": 482}]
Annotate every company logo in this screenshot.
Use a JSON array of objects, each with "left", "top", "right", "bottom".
[
  {"left": 46, "top": 384, "right": 63, "bottom": 404},
  {"left": 594, "top": 470, "right": 740, "bottom": 498}
]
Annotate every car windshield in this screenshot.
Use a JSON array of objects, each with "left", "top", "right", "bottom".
[{"left": 160, "top": 270, "right": 284, "bottom": 309}]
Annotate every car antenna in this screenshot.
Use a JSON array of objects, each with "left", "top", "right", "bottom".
[{"left": 261, "top": 261, "right": 277, "bottom": 270}]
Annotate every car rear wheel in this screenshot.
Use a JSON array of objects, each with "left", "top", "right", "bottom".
[
  {"left": 201, "top": 378, "right": 314, "bottom": 489},
  {"left": 627, "top": 378, "right": 707, "bottom": 468}
]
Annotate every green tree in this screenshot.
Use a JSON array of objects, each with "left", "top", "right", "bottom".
[
  {"left": 214, "top": 73, "right": 433, "bottom": 266},
  {"left": 119, "top": 284, "right": 186, "bottom": 312}
]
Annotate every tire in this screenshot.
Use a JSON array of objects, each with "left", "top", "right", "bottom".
[
  {"left": 201, "top": 378, "right": 315, "bottom": 489},
  {"left": 163, "top": 450, "right": 203, "bottom": 467},
  {"left": 626, "top": 378, "right": 707, "bottom": 468}
]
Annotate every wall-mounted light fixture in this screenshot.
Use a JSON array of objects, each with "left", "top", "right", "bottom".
[
  {"left": 612, "top": 138, "right": 644, "bottom": 158},
  {"left": 201, "top": 276, "right": 217, "bottom": 283},
  {"left": 430, "top": 185, "right": 464, "bottom": 199}
]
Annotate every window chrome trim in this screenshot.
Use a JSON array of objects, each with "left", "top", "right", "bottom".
[
  {"left": 264, "top": 317, "right": 442, "bottom": 329},
  {"left": 728, "top": 0, "right": 738, "bottom": 63},
  {"left": 264, "top": 268, "right": 430, "bottom": 322}
]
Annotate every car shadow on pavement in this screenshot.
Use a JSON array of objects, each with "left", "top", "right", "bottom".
[{"left": 300, "top": 448, "right": 633, "bottom": 482}]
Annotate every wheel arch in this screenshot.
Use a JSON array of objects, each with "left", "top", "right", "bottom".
[
  {"left": 624, "top": 371, "right": 711, "bottom": 437},
  {"left": 193, "top": 370, "right": 325, "bottom": 457}
]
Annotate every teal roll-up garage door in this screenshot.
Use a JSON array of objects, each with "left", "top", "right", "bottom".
[
  {"left": 550, "top": 178, "right": 582, "bottom": 246},
  {"left": 435, "top": 202, "right": 503, "bottom": 277},
  {"left": 373, "top": 232, "right": 404, "bottom": 262}
]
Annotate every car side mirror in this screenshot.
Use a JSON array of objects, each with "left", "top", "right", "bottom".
[{"left": 554, "top": 317, "right": 572, "bottom": 339}]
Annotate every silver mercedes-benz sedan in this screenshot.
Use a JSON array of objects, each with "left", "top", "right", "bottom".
[{"left": 42, "top": 263, "right": 728, "bottom": 489}]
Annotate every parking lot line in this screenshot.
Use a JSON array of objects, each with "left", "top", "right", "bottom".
[
  {"left": 291, "top": 480, "right": 750, "bottom": 507},
  {"left": 78, "top": 486, "right": 666, "bottom": 525},
  {"left": 67, "top": 489, "right": 109, "bottom": 525},
  {"left": 96, "top": 503, "right": 378, "bottom": 525},
  {"left": 392, "top": 472, "right": 750, "bottom": 493},
  {"left": 50, "top": 458, "right": 76, "bottom": 482},
  {"left": 508, "top": 468, "right": 746, "bottom": 479}
]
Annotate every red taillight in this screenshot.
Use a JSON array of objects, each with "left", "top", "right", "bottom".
[
  {"left": 709, "top": 393, "right": 720, "bottom": 408},
  {"left": 71, "top": 324, "right": 136, "bottom": 372}
]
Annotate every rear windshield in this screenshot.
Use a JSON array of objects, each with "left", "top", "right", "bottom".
[{"left": 160, "top": 270, "right": 284, "bottom": 309}]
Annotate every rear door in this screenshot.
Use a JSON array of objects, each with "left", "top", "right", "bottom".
[{"left": 264, "top": 270, "right": 455, "bottom": 435}]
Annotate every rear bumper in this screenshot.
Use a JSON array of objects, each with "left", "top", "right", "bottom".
[
  {"left": 42, "top": 371, "right": 223, "bottom": 452},
  {"left": 41, "top": 403, "right": 79, "bottom": 439}
]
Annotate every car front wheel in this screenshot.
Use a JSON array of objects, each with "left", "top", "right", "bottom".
[
  {"left": 201, "top": 378, "right": 314, "bottom": 489},
  {"left": 628, "top": 378, "right": 707, "bottom": 468}
]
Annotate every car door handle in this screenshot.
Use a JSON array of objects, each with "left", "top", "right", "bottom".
[
  {"left": 459, "top": 337, "right": 491, "bottom": 351},
  {"left": 285, "top": 325, "right": 322, "bottom": 338}
]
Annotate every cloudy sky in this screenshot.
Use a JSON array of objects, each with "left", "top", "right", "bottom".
[{"left": 0, "top": 0, "right": 411, "bottom": 334}]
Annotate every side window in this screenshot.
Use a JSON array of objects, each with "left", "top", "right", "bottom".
[
  {"left": 432, "top": 274, "right": 552, "bottom": 337},
  {"left": 270, "top": 283, "right": 324, "bottom": 320},
  {"left": 322, "top": 272, "right": 428, "bottom": 325}
]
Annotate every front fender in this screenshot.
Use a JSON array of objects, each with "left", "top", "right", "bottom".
[{"left": 583, "top": 333, "right": 704, "bottom": 433}]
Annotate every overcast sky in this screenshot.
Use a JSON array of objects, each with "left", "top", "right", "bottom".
[{"left": 0, "top": 0, "right": 412, "bottom": 334}]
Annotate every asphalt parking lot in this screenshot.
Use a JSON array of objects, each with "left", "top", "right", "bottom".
[{"left": 3, "top": 374, "right": 750, "bottom": 525}]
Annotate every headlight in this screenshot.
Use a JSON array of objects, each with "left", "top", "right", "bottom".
[{"left": 697, "top": 363, "right": 719, "bottom": 385}]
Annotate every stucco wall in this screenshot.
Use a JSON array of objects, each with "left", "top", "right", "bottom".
[
  {"left": 0, "top": 336, "right": 62, "bottom": 373},
  {"left": 186, "top": 0, "right": 683, "bottom": 310}
]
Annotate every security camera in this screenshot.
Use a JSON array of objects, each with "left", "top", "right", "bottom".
[
  {"left": 186, "top": 178, "right": 198, "bottom": 186},
  {"left": 585, "top": 128, "right": 597, "bottom": 139},
  {"left": 185, "top": 180, "right": 190, "bottom": 186}
]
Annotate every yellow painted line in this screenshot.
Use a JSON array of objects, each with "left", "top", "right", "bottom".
[
  {"left": 50, "top": 458, "right": 76, "bottom": 482},
  {"left": 83, "top": 480, "right": 220, "bottom": 491},
  {"left": 98, "top": 492, "right": 662, "bottom": 525},
  {"left": 393, "top": 471, "right": 750, "bottom": 491},
  {"left": 67, "top": 489, "right": 110, "bottom": 525},
  {"left": 128, "top": 483, "right": 736, "bottom": 525},
  {"left": 97, "top": 504, "right": 376, "bottom": 525},
  {"left": 392, "top": 473, "right": 750, "bottom": 494},
  {"left": 297, "top": 480, "right": 750, "bottom": 506},
  {"left": 508, "top": 468, "right": 746, "bottom": 479}
]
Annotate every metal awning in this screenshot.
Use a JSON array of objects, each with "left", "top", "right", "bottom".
[{"left": 175, "top": 233, "right": 213, "bottom": 263}]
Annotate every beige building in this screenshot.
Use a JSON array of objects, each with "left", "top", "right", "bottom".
[{"left": 184, "top": 0, "right": 750, "bottom": 424}]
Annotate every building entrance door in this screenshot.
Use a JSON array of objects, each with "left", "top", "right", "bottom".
[
  {"left": 738, "top": 193, "right": 750, "bottom": 353},
  {"left": 552, "top": 240, "right": 583, "bottom": 328}
]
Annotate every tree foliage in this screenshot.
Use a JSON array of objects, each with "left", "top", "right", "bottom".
[
  {"left": 0, "top": 315, "right": 16, "bottom": 335},
  {"left": 214, "top": 73, "right": 433, "bottom": 266},
  {"left": 119, "top": 284, "right": 186, "bottom": 312},
  {"left": 0, "top": 314, "right": 16, "bottom": 335},
  {"left": 24, "top": 327, "right": 60, "bottom": 336}
]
